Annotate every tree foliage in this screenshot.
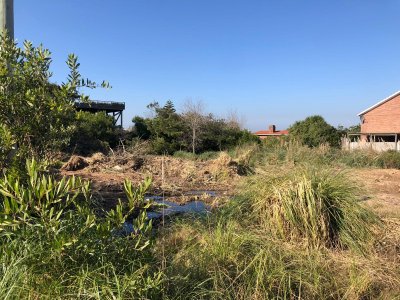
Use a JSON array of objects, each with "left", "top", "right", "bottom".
[
  {"left": 69, "top": 111, "right": 119, "bottom": 155},
  {"left": 139, "top": 101, "right": 186, "bottom": 154},
  {"left": 131, "top": 100, "right": 259, "bottom": 154},
  {"left": 0, "top": 35, "right": 75, "bottom": 160},
  {"left": 0, "top": 124, "right": 14, "bottom": 169},
  {"left": 0, "top": 34, "right": 110, "bottom": 164},
  {"left": 289, "top": 115, "right": 341, "bottom": 147}
]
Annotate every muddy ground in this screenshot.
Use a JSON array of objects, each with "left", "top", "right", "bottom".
[
  {"left": 61, "top": 153, "right": 400, "bottom": 218},
  {"left": 60, "top": 152, "right": 244, "bottom": 207}
]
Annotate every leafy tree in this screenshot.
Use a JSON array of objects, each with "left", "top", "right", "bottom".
[
  {"left": 289, "top": 115, "right": 341, "bottom": 147},
  {"left": 130, "top": 100, "right": 260, "bottom": 154},
  {"left": 0, "top": 34, "right": 110, "bottom": 163},
  {"left": 145, "top": 101, "right": 187, "bottom": 154},
  {"left": 69, "top": 111, "right": 119, "bottom": 155},
  {"left": 131, "top": 116, "right": 151, "bottom": 139}
]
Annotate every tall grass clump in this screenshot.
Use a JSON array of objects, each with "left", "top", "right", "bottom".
[
  {"left": 158, "top": 214, "right": 396, "bottom": 299},
  {"left": 158, "top": 218, "right": 335, "bottom": 299},
  {"left": 375, "top": 150, "right": 400, "bottom": 169},
  {"left": 238, "top": 167, "right": 381, "bottom": 251},
  {"left": 0, "top": 160, "right": 162, "bottom": 298}
]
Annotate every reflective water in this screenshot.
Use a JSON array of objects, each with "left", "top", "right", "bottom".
[
  {"left": 146, "top": 199, "right": 209, "bottom": 219},
  {"left": 118, "top": 193, "right": 213, "bottom": 235}
]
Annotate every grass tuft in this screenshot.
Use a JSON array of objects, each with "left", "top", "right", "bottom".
[{"left": 238, "top": 167, "right": 381, "bottom": 251}]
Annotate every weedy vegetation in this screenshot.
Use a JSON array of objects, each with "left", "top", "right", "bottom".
[
  {"left": 154, "top": 165, "right": 399, "bottom": 299},
  {"left": 0, "top": 160, "right": 162, "bottom": 299},
  {"left": 0, "top": 32, "right": 399, "bottom": 299}
]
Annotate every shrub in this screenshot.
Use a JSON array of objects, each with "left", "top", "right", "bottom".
[
  {"left": 69, "top": 111, "right": 119, "bottom": 155},
  {"left": 0, "top": 160, "right": 162, "bottom": 298},
  {"left": 0, "top": 34, "right": 110, "bottom": 164},
  {"left": 238, "top": 167, "right": 380, "bottom": 251},
  {"left": 0, "top": 124, "right": 14, "bottom": 169},
  {"left": 0, "top": 35, "right": 76, "bottom": 160},
  {"left": 289, "top": 115, "right": 341, "bottom": 147}
]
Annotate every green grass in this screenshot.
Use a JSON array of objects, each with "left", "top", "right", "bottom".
[
  {"left": 237, "top": 167, "right": 380, "bottom": 251},
  {"left": 1, "top": 145, "right": 399, "bottom": 299},
  {"left": 156, "top": 213, "right": 397, "bottom": 299},
  {"left": 232, "top": 140, "right": 400, "bottom": 170},
  {"left": 154, "top": 151, "right": 399, "bottom": 299}
]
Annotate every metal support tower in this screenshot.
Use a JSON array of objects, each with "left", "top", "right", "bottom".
[
  {"left": 0, "top": 0, "right": 13, "bottom": 39},
  {"left": 0, "top": 0, "right": 14, "bottom": 39}
]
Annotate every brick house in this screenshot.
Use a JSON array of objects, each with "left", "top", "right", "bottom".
[
  {"left": 358, "top": 91, "right": 400, "bottom": 144},
  {"left": 344, "top": 91, "right": 400, "bottom": 151},
  {"left": 254, "top": 125, "right": 288, "bottom": 139}
]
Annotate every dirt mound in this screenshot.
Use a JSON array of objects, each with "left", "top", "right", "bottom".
[
  {"left": 61, "top": 155, "right": 89, "bottom": 171},
  {"left": 88, "top": 152, "right": 108, "bottom": 165},
  {"left": 60, "top": 152, "right": 243, "bottom": 191}
]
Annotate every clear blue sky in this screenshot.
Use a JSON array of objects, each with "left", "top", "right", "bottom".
[{"left": 15, "top": 0, "right": 400, "bottom": 130}]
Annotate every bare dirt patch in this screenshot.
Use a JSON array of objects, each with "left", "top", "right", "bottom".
[
  {"left": 353, "top": 168, "right": 400, "bottom": 219},
  {"left": 60, "top": 152, "right": 243, "bottom": 207},
  {"left": 353, "top": 168, "right": 400, "bottom": 263}
]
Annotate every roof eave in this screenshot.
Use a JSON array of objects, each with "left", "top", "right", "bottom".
[{"left": 358, "top": 90, "right": 400, "bottom": 116}]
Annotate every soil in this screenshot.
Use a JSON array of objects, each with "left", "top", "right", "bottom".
[
  {"left": 354, "top": 168, "right": 400, "bottom": 219},
  {"left": 60, "top": 153, "right": 400, "bottom": 216},
  {"left": 353, "top": 168, "right": 400, "bottom": 261},
  {"left": 60, "top": 152, "right": 243, "bottom": 208}
]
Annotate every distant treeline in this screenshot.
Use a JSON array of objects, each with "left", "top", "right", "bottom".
[{"left": 129, "top": 100, "right": 259, "bottom": 154}]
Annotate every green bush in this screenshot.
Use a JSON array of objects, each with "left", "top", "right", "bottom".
[
  {"left": 69, "top": 111, "right": 120, "bottom": 155},
  {"left": 289, "top": 115, "right": 341, "bottom": 147},
  {"left": 0, "top": 34, "right": 110, "bottom": 164},
  {"left": 0, "top": 160, "right": 162, "bottom": 298},
  {"left": 376, "top": 150, "right": 400, "bottom": 169},
  {"left": 0, "top": 124, "right": 14, "bottom": 169}
]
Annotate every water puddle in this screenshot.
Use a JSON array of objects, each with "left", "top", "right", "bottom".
[
  {"left": 147, "top": 199, "right": 209, "bottom": 219},
  {"left": 118, "top": 192, "right": 214, "bottom": 235}
]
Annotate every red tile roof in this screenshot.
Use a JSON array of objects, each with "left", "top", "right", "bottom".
[{"left": 254, "top": 129, "right": 289, "bottom": 136}]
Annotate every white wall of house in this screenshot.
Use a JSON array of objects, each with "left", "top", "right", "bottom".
[{"left": 342, "top": 139, "right": 399, "bottom": 152}]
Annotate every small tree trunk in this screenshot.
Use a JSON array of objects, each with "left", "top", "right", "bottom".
[{"left": 192, "top": 127, "right": 196, "bottom": 154}]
